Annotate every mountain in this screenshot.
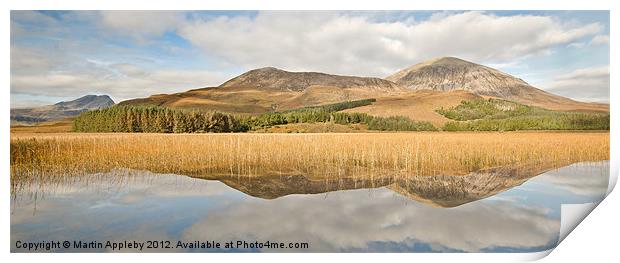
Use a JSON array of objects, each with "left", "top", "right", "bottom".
[
  {"left": 221, "top": 67, "right": 401, "bottom": 92},
  {"left": 120, "top": 57, "right": 608, "bottom": 124},
  {"left": 120, "top": 67, "right": 405, "bottom": 114},
  {"left": 385, "top": 57, "right": 608, "bottom": 112},
  {"left": 190, "top": 163, "right": 554, "bottom": 208},
  {"left": 11, "top": 95, "right": 115, "bottom": 124},
  {"left": 53, "top": 95, "right": 115, "bottom": 110}
]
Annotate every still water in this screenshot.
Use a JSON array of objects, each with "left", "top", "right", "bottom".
[{"left": 11, "top": 161, "right": 609, "bottom": 252}]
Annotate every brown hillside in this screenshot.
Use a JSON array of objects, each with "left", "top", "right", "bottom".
[
  {"left": 220, "top": 67, "right": 402, "bottom": 92},
  {"left": 342, "top": 90, "right": 481, "bottom": 126},
  {"left": 120, "top": 67, "right": 406, "bottom": 114},
  {"left": 386, "top": 57, "right": 608, "bottom": 113},
  {"left": 119, "top": 57, "right": 608, "bottom": 121}
]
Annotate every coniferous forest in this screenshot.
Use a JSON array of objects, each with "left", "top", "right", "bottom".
[
  {"left": 73, "top": 97, "right": 608, "bottom": 133},
  {"left": 73, "top": 99, "right": 438, "bottom": 133}
]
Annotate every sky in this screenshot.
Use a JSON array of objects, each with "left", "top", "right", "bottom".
[{"left": 10, "top": 10, "right": 610, "bottom": 108}]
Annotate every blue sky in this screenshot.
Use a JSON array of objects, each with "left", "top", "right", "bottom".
[{"left": 10, "top": 10, "right": 610, "bottom": 107}]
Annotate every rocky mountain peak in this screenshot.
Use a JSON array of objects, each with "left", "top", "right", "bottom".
[
  {"left": 385, "top": 57, "right": 532, "bottom": 98},
  {"left": 54, "top": 95, "right": 115, "bottom": 110}
]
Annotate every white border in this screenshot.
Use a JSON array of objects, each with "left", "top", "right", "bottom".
[{"left": 2, "top": 1, "right": 618, "bottom": 263}]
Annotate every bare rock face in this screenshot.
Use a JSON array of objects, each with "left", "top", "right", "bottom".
[
  {"left": 386, "top": 57, "right": 536, "bottom": 98},
  {"left": 384, "top": 56, "right": 601, "bottom": 110},
  {"left": 220, "top": 67, "right": 402, "bottom": 92}
]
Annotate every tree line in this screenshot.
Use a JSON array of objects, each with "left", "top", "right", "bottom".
[
  {"left": 280, "top": 98, "right": 376, "bottom": 113},
  {"left": 241, "top": 98, "right": 436, "bottom": 131},
  {"left": 73, "top": 106, "right": 249, "bottom": 133},
  {"left": 436, "top": 98, "right": 534, "bottom": 121},
  {"left": 442, "top": 113, "right": 610, "bottom": 131},
  {"left": 73, "top": 99, "right": 438, "bottom": 133},
  {"left": 74, "top": 96, "right": 608, "bottom": 133},
  {"left": 436, "top": 98, "right": 610, "bottom": 131}
]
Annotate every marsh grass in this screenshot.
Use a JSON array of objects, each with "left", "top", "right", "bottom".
[{"left": 10, "top": 132, "right": 609, "bottom": 188}]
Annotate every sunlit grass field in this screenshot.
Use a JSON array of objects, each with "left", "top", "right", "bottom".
[{"left": 11, "top": 132, "right": 609, "bottom": 185}]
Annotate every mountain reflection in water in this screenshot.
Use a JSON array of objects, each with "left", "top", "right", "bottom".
[
  {"left": 11, "top": 161, "right": 609, "bottom": 252},
  {"left": 195, "top": 164, "right": 567, "bottom": 207}
]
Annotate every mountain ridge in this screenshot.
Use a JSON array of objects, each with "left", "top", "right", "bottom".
[
  {"left": 388, "top": 56, "right": 545, "bottom": 97},
  {"left": 11, "top": 95, "right": 115, "bottom": 124},
  {"left": 118, "top": 57, "right": 608, "bottom": 124},
  {"left": 384, "top": 56, "right": 607, "bottom": 112},
  {"left": 219, "top": 66, "right": 403, "bottom": 92}
]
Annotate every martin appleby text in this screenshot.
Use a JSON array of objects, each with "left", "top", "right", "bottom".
[{"left": 14, "top": 240, "right": 310, "bottom": 252}]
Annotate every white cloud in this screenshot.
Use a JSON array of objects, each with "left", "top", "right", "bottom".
[
  {"left": 541, "top": 66, "right": 609, "bottom": 102},
  {"left": 182, "top": 189, "right": 558, "bottom": 252},
  {"left": 176, "top": 11, "right": 603, "bottom": 77},
  {"left": 556, "top": 66, "right": 609, "bottom": 80},
  {"left": 98, "top": 11, "right": 183, "bottom": 42},
  {"left": 10, "top": 11, "right": 234, "bottom": 104},
  {"left": 567, "top": 34, "right": 609, "bottom": 48},
  {"left": 533, "top": 161, "right": 609, "bottom": 196},
  {"left": 11, "top": 64, "right": 230, "bottom": 103},
  {"left": 567, "top": 42, "right": 586, "bottom": 48},
  {"left": 111, "top": 63, "right": 148, "bottom": 77},
  {"left": 9, "top": 98, "right": 54, "bottom": 109},
  {"left": 590, "top": 34, "right": 609, "bottom": 45},
  {"left": 11, "top": 47, "right": 57, "bottom": 71}
]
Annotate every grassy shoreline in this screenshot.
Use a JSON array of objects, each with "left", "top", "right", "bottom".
[{"left": 11, "top": 132, "right": 609, "bottom": 184}]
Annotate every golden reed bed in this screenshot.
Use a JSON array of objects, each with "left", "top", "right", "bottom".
[{"left": 10, "top": 132, "right": 609, "bottom": 182}]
